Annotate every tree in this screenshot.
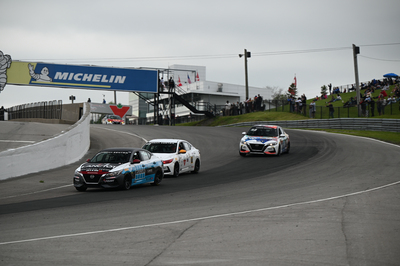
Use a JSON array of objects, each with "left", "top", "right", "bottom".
[
  {"left": 288, "top": 83, "right": 297, "bottom": 98},
  {"left": 269, "top": 86, "right": 288, "bottom": 100},
  {"left": 320, "top": 85, "right": 328, "bottom": 96}
]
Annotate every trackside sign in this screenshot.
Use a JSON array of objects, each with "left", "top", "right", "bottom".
[{"left": 6, "top": 61, "right": 158, "bottom": 93}]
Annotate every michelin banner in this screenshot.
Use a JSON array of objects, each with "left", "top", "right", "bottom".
[{"left": 6, "top": 61, "right": 158, "bottom": 93}]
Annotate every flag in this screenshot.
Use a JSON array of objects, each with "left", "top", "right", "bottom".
[
  {"left": 294, "top": 75, "right": 297, "bottom": 87},
  {"left": 187, "top": 74, "right": 191, "bottom": 84},
  {"left": 196, "top": 72, "right": 200, "bottom": 82},
  {"left": 178, "top": 76, "right": 182, "bottom": 87}
]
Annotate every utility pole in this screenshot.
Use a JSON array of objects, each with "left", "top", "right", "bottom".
[
  {"left": 353, "top": 44, "right": 361, "bottom": 116},
  {"left": 239, "top": 49, "right": 251, "bottom": 100},
  {"left": 244, "top": 49, "right": 249, "bottom": 100}
]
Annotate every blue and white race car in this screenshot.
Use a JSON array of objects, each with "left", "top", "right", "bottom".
[
  {"left": 239, "top": 125, "right": 290, "bottom": 156},
  {"left": 73, "top": 148, "right": 164, "bottom": 191}
]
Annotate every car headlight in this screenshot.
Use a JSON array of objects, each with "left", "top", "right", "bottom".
[
  {"left": 103, "top": 170, "right": 123, "bottom": 178},
  {"left": 267, "top": 142, "right": 278, "bottom": 146},
  {"left": 74, "top": 170, "right": 83, "bottom": 176}
]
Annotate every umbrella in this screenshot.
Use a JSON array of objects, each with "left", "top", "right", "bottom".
[{"left": 383, "top": 73, "right": 398, "bottom": 78}]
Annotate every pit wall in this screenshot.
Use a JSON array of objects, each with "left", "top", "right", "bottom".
[{"left": 0, "top": 103, "right": 91, "bottom": 180}]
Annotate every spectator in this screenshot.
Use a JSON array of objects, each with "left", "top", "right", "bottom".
[
  {"left": 326, "top": 102, "right": 334, "bottom": 118},
  {"left": 309, "top": 100, "right": 316, "bottom": 118},
  {"left": 168, "top": 77, "right": 175, "bottom": 92},
  {"left": 225, "top": 101, "right": 230, "bottom": 116}
]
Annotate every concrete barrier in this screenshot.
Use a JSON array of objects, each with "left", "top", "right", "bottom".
[{"left": 0, "top": 103, "right": 91, "bottom": 180}]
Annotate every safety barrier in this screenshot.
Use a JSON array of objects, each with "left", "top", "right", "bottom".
[
  {"left": 0, "top": 103, "right": 91, "bottom": 180},
  {"left": 221, "top": 118, "right": 400, "bottom": 132}
]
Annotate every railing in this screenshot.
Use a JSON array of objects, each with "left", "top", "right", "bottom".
[
  {"left": 221, "top": 118, "right": 400, "bottom": 132},
  {"left": 260, "top": 99, "right": 400, "bottom": 119},
  {"left": 5, "top": 100, "right": 63, "bottom": 120}
]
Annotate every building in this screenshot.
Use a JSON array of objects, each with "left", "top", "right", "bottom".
[{"left": 129, "top": 64, "right": 272, "bottom": 124}]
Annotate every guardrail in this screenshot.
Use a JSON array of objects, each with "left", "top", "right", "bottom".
[
  {"left": 0, "top": 103, "right": 91, "bottom": 180},
  {"left": 221, "top": 118, "right": 400, "bottom": 132}
]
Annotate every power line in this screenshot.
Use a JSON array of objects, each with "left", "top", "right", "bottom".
[
  {"left": 20, "top": 43, "right": 400, "bottom": 63},
  {"left": 359, "top": 55, "right": 400, "bottom": 62}
]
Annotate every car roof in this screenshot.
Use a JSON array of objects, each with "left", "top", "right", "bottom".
[
  {"left": 99, "top": 147, "right": 144, "bottom": 152},
  {"left": 252, "top": 125, "right": 279, "bottom": 129},
  {"left": 147, "top": 139, "right": 184, "bottom": 143}
]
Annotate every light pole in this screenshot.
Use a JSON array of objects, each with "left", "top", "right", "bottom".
[
  {"left": 352, "top": 44, "right": 361, "bottom": 116},
  {"left": 239, "top": 49, "right": 251, "bottom": 100}
]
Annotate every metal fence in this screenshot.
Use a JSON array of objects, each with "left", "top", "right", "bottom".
[
  {"left": 221, "top": 118, "right": 400, "bottom": 132},
  {"left": 4, "top": 100, "right": 63, "bottom": 120}
]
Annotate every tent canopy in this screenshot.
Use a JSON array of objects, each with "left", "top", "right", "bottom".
[{"left": 383, "top": 73, "right": 399, "bottom": 78}]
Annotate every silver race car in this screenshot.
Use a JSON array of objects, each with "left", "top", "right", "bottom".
[{"left": 239, "top": 125, "right": 290, "bottom": 156}]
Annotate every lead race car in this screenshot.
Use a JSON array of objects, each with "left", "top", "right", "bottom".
[
  {"left": 239, "top": 125, "right": 290, "bottom": 156},
  {"left": 142, "top": 139, "right": 201, "bottom": 176},
  {"left": 73, "top": 148, "right": 163, "bottom": 191}
]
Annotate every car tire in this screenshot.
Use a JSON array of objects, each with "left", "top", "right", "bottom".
[
  {"left": 276, "top": 145, "right": 281, "bottom": 156},
  {"left": 122, "top": 176, "right": 132, "bottom": 190},
  {"left": 75, "top": 186, "right": 87, "bottom": 192},
  {"left": 192, "top": 159, "right": 200, "bottom": 173},
  {"left": 173, "top": 163, "right": 180, "bottom": 177},
  {"left": 286, "top": 142, "right": 290, "bottom": 154},
  {"left": 151, "top": 170, "right": 163, "bottom": 186},
  {"left": 239, "top": 152, "right": 246, "bottom": 157}
]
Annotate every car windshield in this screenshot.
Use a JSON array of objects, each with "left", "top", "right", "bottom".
[
  {"left": 247, "top": 127, "right": 278, "bottom": 137},
  {"left": 90, "top": 151, "right": 131, "bottom": 163},
  {"left": 108, "top": 115, "right": 121, "bottom": 119},
  {"left": 143, "top": 143, "right": 177, "bottom": 153}
]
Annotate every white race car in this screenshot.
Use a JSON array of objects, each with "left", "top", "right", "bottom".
[
  {"left": 142, "top": 139, "right": 201, "bottom": 176},
  {"left": 239, "top": 125, "right": 290, "bottom": 156}
]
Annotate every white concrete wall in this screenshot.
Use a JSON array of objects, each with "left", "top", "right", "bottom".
[{"left": 0, "top": 103, "right": 91, "bottom": 180}]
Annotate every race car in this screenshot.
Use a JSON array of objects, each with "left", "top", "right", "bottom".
[
  {"left": 73, "top": 148, "right": 163, "bottom": 191},
  {"left": 239, "top": 125, "right": 290, "bottom": 156},
  {"left": 142, "top": 139, "right": 201, "bottom": 176},
  {"left": 101, "top": 114, "right": 125, "bottom": 125}
]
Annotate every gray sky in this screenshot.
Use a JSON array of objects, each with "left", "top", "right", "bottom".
[{"left": 1, "top": 0, "right": 400, "bottom": 108}]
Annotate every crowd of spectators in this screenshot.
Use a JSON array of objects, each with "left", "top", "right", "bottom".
[
  {"left": 223, "top": 94, "right": 264, "bottom": 116},
  {"left": 306, "top": 77, "right": 399, "bottom": 118}
]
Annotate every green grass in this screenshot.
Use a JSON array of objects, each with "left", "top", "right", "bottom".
[
  {"left": 178, "top": 111, "right": 400, "bottom": 145},
  {"left": 303, "top": 129, "right": 400, "bottom": 145}
]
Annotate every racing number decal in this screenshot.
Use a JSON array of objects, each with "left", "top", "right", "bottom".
[{"left": 135, "top": 165, "right": 146, "bottom": 181}]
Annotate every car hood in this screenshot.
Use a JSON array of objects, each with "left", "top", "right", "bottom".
[
  {"left": 77, "top": 162, "right": 128, "bottom": 172},
  {"left": 242, "top": 136, "right": 278, "bottom": 144}
]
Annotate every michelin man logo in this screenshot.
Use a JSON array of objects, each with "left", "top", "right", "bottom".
[
  {"left": 28, "top": 63, "right": 52, "bottom": 82},
  {"left": 0, "top": 50, "right": 12, "bottom": 93}
]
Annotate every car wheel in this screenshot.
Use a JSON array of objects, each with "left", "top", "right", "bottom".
[
  {"left": 276, "top": 145, "right": 281, "bottom": 156},
  {"left": 192, "top": 159, "right": 200, "bottom": 173},
  {"left": 173, "top": 162, "right": 180, "bottom": 177},
  {"left": 122, "top": 176, "right": 131, "bottom": 190},
  {"left": 286, "top": 142, "right": 290, "bottom": 154},
  {"left": 75, "top": 186, "right": 87, "bottom": 192},
  {"left": 239, "top": 152, "right": 246, "bottom": 157},
  {"left": 151, "top": 170, "right": 163, "bottom": 186}
]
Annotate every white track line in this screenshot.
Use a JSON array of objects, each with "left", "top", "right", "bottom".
[
  {"left": 0, "top": 140, "right": 35, "bottom": 143},
  {"left": 1, "top": 180, "right": 399, "bottom": 246}
]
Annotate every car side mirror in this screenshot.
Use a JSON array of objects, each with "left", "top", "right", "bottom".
[
  {"left": 132, "top": 159, "right": 141, "bottom": 164},
  {"left": 179, "top": 149, "right": 186, "bottom": 154},
  {"left": 86, "top": 158, "right": 91, "bottom": 162},
  {"left": 279, "top": 134, "right": 285, "bottom": 138},
  {"left": 242, "top": 132, "right": 246, "bottom": 135}
]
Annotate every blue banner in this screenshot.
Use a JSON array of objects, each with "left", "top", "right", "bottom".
[{"left": 9, "top": 61, "right": 158, "bottom": 93}]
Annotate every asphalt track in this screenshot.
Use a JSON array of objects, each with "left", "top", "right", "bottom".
[{"left": 0, "top": 124, "right": 399, "bottom": 265}]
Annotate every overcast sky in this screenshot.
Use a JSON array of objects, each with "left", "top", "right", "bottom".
[{"left": 1, "top": 0, "right": 400, "bottom": 108}]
